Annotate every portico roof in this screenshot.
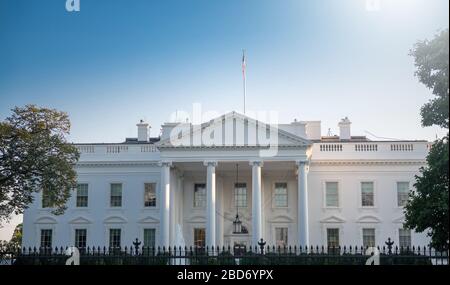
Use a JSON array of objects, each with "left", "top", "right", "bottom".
[{"left": 157, "top": 111, "right": 312, "bottom": 149}]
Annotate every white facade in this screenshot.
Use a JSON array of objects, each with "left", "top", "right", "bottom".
[{"left": 22, "top": 112, "right": 431, "bottom": 249}]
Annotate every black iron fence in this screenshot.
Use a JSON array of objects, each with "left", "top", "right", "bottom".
[{"left": 1, "top": 239, "right": 448, "bottom": 265}]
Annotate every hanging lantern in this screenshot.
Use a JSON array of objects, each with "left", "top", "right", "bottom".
[{"left": 233, "top": 214, "right": 242, "bottom": 234}]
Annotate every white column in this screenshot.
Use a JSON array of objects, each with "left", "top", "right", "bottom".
[
  {"left": 216, "top": 176, "right": 224, "bottom": 247},
  {"left": 250, "top": 160, "right": 263, "bottom": 246},
  {"left": 296, "top": 160, "right": 309, "bottom": 247},
  {"left": 204, "top": 161, "right": 218, "bottom": 247},
  {"left": 159, "top": 161, "right": 172, "bottom": 248}
]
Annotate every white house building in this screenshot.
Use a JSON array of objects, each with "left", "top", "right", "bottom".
[{"left": 22, "top": 111, "right": 431, "bottom": 250}]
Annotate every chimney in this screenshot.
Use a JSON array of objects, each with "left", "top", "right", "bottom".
[
  {"left": 161, "top": 122, "right": 179, "bottom": 141},
  {"left": 338, "top": 117, "right": 351, "bottom": 140},
  {"left": 137, "top": 120, "right": 149, "bottom": 142},
  {"left": 290, "top": 119, "right": 307, "bottom": 138},
  {"left": 305, "top": 121, "right": 321, "bottom": 140}
]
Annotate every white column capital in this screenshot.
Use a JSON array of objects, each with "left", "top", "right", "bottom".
[
  {"left": 295, "top": 160, "right": 309, "bottom": 167},
  {"left": 249, "top": 160, "right": 264, "bottom": 167},
  {"left": 203, "top": 160, "right": 218, "bottom": 167},
  {"left": 158, "top": 161, "right": 173, "bottom": 167}
]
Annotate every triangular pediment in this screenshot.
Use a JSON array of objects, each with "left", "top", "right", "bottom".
[
  {"left": 185, "top": 215, "right": 206, "bottom": 223},
  {"left": 34, "top": 216, "right": 58, "bottom": 224},
  {"left": 320, "top": 215, "right": 346, "bottom": 223},
  {"left": 138, "top": 216, "right": 160, "bottom": 224},
  {"left": 392, "top": 216, "right": 405, "bottom": 224},
  {"left": 69, "top": 216, "right": 92, "bottom": 224},
  {"left": 356, "top": 215, "right": 381, "bottom": 223},
  {"left": 103, "top": 215, "right": 127, "bottom": 224},
  {"left": 158, "top": 111, "right": 311, "bottom": 148},
  {"left": 269, "top": 215, "right": 294, "bottom": 223}
]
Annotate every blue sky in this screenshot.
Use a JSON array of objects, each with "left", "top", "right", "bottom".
[{"left": 0, "top": 0, "right": 449, "bottom": 145}]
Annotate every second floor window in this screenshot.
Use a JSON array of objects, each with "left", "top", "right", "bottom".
[
  {"left": 144, "top": 183, "right": 156, "bottom": 207},
  {"left": 274, "top": 183, "right": 288, "bottom": 207},
  {"left": 397, "top": 182, "right": 410, "bottom": 207},
  {"left": 234, "top": 183, "right": 247, "bottom": 207},
  {"left": 194, "top": 184, "right": 206, "bottom": 208},
  {"left": 110, "top": 183, "right": 122, "bottom": 207},
  {"left": 361, "top": 182, "right": 374, "bottom": 207},
  {"left": 325, "top": 182, "right": 339, "bottom": 207},
  {"left": 76, "top": 184, "right": 88, "bottom": 207},
  {"left": 41, "top": 188, "right": 53, "bottom": 208}
]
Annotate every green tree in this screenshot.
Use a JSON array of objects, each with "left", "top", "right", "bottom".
[
  {"left": 8, "top": 223, "right": 22, "bottom": 248},
  {"left": 0, "top": 105, "right": 79, "bottom": 221},
  {"left": 404, "top": 29, "right": 449, "bottom": 250}
]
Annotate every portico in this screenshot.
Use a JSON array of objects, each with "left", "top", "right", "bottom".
[
  {"left": 156, "top": 112, "right": 311, "bottom": 248},
  {"left": 158, "top": 112, "right": 311, "bottom": 246},
  {"left": 157, "top": 159, "right": 310, "bottom": 248}
]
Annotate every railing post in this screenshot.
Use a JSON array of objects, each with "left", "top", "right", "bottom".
[
  {"left": 132, "top": 238, "right": 141, "bottom": 256},
  {"left": 258, "top": 238, "right": 266, "bottom": 255},
  {"left": 385, "top": 238, "right": 394, "bottom": 255}
]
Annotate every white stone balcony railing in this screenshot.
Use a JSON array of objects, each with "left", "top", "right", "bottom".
[
  {"left": 312, "top": 141, "right": 431, "bottom": 161},
  {"left": 74, "top": 141, "right": 431, "bottom": 162},
  {"left": 74, "top": 144, "right": 160, "bottom": 162}
]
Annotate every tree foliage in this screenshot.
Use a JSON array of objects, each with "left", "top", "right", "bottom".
[
  {"left": 405, "top": 29, "right": 449, "bottom": 250},
  {"left": 0, "top": 105, "right": 79, "bottom": 221},
  {"left": 8, "top": 223, "right": 22, "bottom": 248},
  {"left": 410, "top": 29, "right": 449, "bottom": 129},
  {"left": 404, "top": 136, "right": 449, "bottom": 249}
]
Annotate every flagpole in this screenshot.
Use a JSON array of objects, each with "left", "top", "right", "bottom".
[{"left": 242, "top": 49, "right": 246, "bottom": 115}]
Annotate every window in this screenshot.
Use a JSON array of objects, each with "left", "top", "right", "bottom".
[
  {"left": 275, "top": 227, "right": 288, "bottom": 248},
  {"left": 144, "top": 183, "right": 156, "bottom": 207},
  {"left": 40, "top": 229, "right": 52, "bottom": 248},
  {"left": 234, "top": 183, "right": 247, "bottom": 207},
  {"left": 76, "top": 184, "right": 88, "bottom": 207},
  {"left": 75, "top": 229, "right": 87, "bottom": 249},
  {"left": 399, "top": 229, "right": 412, "bottom": 249},
  {"left": 327, "top": 228, "right": 340, "bottom": 248},
  {"left": 397, "top": 182, "right": 410, "bottom": 207},
  {"left": 193, "top": 184, "right": 206, "bottom": 208},
  {"left": 274, "top": 183, "right": 288, "bottom": 207},
  {"left": 41, "top": 188, "right": 53, "bottom": 208},
  {"left": 325, "top": 182, "right": 339, "bottom": 207},
  {"left": 109, "top": 229, "right": 121, "bottom": 248},
  {"left": 194, "top": 228, "right": 206, "bottom": 248},
  {"left": 143, "top": 228, "right": 156, "bottom": 248},
  {"left": 362, "top": 228, "right": 376, "bottom": 248},
  {"left": 361, "top": 182, "right": 374, "bottom": 207},
  {"left": 110, "top": 183, "right": 122, "bottom": 207}
]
